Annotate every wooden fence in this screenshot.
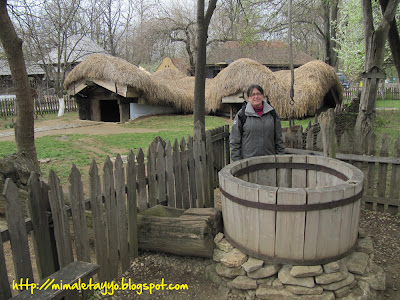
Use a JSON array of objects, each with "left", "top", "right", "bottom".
[
  {"left": 0, "top": 123, "right": 230, "bottom": 298},
  {"left": 344, "top": 86, "right": 400, "bottom": 102},
  {"left": 0, "top": 95, "right": 77, "bottom": 119},
  {"left": 284, "top": 119, "right": 400, "bottom": 215}
]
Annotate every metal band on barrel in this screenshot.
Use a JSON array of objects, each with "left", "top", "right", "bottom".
[{"left": 219, "top": 186, "right": 363, "bottom": 212}]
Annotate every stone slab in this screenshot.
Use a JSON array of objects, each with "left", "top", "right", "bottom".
[
  {"left": 215, "top": 263, "right": 246, "bottom": 278},
  {"left": 248, "top": 264, "right": 281, "bottom": 279},
  {"left": 290, "top": 265, "right": 323, "bottom": 277},
  {"left": 227, "top": 275, "right": 258, "bottom": 290},
  {"left": 242, "top": 257, "right": 264, "bottom": 273},
  {"left": 343, "top": 252, "right": 369, "bottom": 275},
  {"left": 286, "top": 285, "right": 324, "bottom": 295},
  {"left": 278, "top": 265, "right": 315, "bottom": 288},
  {"left": 321, "top": 273, "right": 355, "bottom": 291},
  {"left": 220, "top": 248, "right": 247, "bottom": 268}
]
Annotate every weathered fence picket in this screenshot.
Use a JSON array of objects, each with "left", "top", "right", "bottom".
[
  {"left": 3, "top": 179, "right": 34, "bottom": 285},
  {"left": 126, "top": 150, "right": 138, "bottom": 259},
  {"left": 115, "top": 154, "right": 129, "bottom": 273},
  {"left": 89, "top": 160, "right": 109, "bottom": 282}
]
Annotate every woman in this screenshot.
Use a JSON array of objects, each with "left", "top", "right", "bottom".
[{"left": 230, "top": 84, "right": 285, "bottom": 161}]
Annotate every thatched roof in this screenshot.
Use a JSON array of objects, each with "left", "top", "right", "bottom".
[
  {"left": 207, "top": 41, "right": 315, "bottom": 68},
  {"left": 64, "top": 54, "right": 342, "bottom": 118}
]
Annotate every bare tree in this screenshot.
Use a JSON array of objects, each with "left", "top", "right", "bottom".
[
  {"left": 355, "top": 0, "right": 399, "bottom": 142},
  {"left": 0, "top": 0, "right": 39, "bottom": 169},
  {"left": 194, "top": 0, "right": 217, "bottom": 128}
]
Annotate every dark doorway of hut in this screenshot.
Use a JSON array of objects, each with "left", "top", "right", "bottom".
[{"left": 100, "top": 100, "right": 120, "bottom": 122}]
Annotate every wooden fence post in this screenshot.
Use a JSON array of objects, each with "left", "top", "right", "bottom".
[
  {"left": 136, "top": 148, "right": 148, "bottom": 211},
  {"left": 27, "top": 172, "right": 56, "bottom": 279},
  {"left": 187, "top": 136, "right": 197, "bottom": 208},
  {"left": 3, "top": 178, "right": 34, "bottom": 285},
  {"left": 147, "top": 143, "right": 157, "bottom": 208},
  {"left": 103, "top": 157, "right": 119, "bottom": 279},
  {"left": 389, "top": 136, "right": 400, "bottom": 200},
  {"left": 318, "top": 108, "right": 336, "bottom": 158},
  {"left": 89, "top": 159, "right": 109, "bottom": 282},
  {"left": 69, "top": 165, "right": 91, "bottom": 263},
  {"left": 180, "top": 137, "right": 190, "bottom": 208},
  {"left": 366, "top": 133, "right": 376, "bottom": 196},
  {"left": 156, "top": 142, "right": 167, "bottom": 206},
  {"left": 206, "top": 130, "right": 214, "bottom": 207},
  {"left": 165, "top": 141, "right": 176, "bottom": 208},
  {"left": 377, "top": 134, "right": 389, "bottom": 198},
  {"left": 48, "top": 170, "right": 74, "bottom": 268},
  {"left": 115, "top": 154, "right": 129, "bottom": 273},
  {"left": 126, "top": 150, "right": 138, "bottom": 259},
  {"left": 173, "top": 139, "right": 183, "bottom": 208},
  {"left": 0, "top": 225, "right": 12, "bottom": 299}
]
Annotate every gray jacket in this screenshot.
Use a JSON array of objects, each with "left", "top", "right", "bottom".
[{"left": 230, "top": 101, "right": 285, "bottom": 161}]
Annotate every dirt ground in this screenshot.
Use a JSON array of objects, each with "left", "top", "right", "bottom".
[{"left": 1, "top": 117, "right": 399, "bottom": 299}]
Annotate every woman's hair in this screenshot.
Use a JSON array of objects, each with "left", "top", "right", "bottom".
[{"left": 246, "top": 84, "right": 264, "bottom": 97}]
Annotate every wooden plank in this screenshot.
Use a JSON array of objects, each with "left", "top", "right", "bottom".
[
  {"left": 165, "top": 142, "right": 176, "bottom": 208},
  {"left": 12, "top": 261, "right": 99, "bottom": 300},
  {"left": 206, "top": 130, "right": 214, "bottom": 206},
  {"left": 115, "top": 154, "right": 129, "bottom": 273},
  {"left": 225, "top": 125, "right": 231, "bottom": 168},
  {"left": 0, "top": 227, "right": 12, "bottom": 300},
  {"left": 306, "top": 156, "right": 318, "bottom": 188},
  {"left": 275, "top": 187, "right": 306, "bottom": 260},
  {"left": 377, "top": 134, "right": 389, "bottom": 198},
  {"left": 304, "top": 187, "right": 322, "bottom": 260},
  {"left": 366, "top": 133, "right": 376, "bottom": 196},
  {"left": 89, "top": 160, "right": 109, "bottom": 282},
  {"left": 316, "top": 186, "right": 343, "bottom": 259},
  {"left": 27, "top": 172, "right": 56, "bottom": 279},
  {"left": 136, "top": 148, "right": 148, "bottom": 211},
  {"left": 340, "top": 131, "right": 352, "bottom": 154},
  {"left": 306, "top": 122, "right": 314, "bottom": 151},
  {"left": 180, "top": 138, "right": 190, "bottom": 209},
  {"left": 276, "top": 155, "right": 291, "bottom": 187},
  {"left": 258, "top": 185, "right": 278, "bottom": 257},
  {"left": 48, "top": 170, "right": 74, "bottom": 268},
  {"left": 187, "top": 136, "right": 197, "bottom": 208},
  {"left": 339, "top": 184, "right": 356, "bottom": 253},
  {"left": 69, "top": 165, "right": 91, "bottom": 263},
  {"left": 3, "top": 178, "right": 34, "bottom": 285},
  {"left": 173, "top": 139, "right": 183, "bottom": 208},
  {"left": 103, "top": 157, "right": 119, "bottom": 279},
  {"left": 241, "top": 184, "right": 260, "bottom": 253},
  {"left": 127, "top": 151, "right": 139, "bottom": 259},
  {"left": 156, "top": 142, "right": 167, "bottom": 205},
  {"left": 389, "top": 136, "right": 400, "bottom": 199},
  {"left": 147, "top": 144, "right": 157, "bottom": 208},
  {"left": 292, "top": 156, "right": 307, "bottom": 188},
  {"left": 200, "top": 131, "right": 210, "bottom": 207}
]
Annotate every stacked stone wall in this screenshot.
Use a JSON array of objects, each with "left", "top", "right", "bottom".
[{"left": 206, "top": 231, "right": 385, "bottom": 300}]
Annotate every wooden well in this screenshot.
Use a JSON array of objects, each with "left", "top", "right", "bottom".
[{"left": 218, "top": 155, "right": 364, "bottom": 265}]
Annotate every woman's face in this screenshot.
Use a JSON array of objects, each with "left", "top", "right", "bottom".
[{"left": 248, "top": 88, "right": 264, "bottom": 108}]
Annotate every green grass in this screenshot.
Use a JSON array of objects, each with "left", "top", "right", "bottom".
[
  {"left": 0, "top": 110, "right": 399, "bottom": 187},
  {"left": 376, "top": 99, "right": 400, "bottom": 109}
]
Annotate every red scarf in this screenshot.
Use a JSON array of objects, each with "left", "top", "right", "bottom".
[{"left": 252, "top": 103, "right": 264, "bottom": 116}]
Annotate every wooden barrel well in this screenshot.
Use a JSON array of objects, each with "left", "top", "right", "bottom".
[{"left": 218, "top": 155, "right": 364, "bottom": 265}]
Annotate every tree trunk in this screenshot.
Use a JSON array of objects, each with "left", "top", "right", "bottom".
[
  {"left": 380, "top": 0, "right": 400, "bottom": 79},
  {"left": 0, "top": 1, "right": 39, "bottom": 170},
  {"left": 355, "top": 0, "right": 399, "bottom": 146},
  {"left": 193, "top": 0, "right": 217, "bottom": 130}
]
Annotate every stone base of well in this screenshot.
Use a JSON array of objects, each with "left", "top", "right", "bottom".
[{"left": 206, "top": 230, "right": 385, "bottom": 300}]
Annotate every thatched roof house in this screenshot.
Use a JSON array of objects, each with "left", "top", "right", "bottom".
[{"left": 64, "top": 54, "right": 342, "bottom": 122}]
